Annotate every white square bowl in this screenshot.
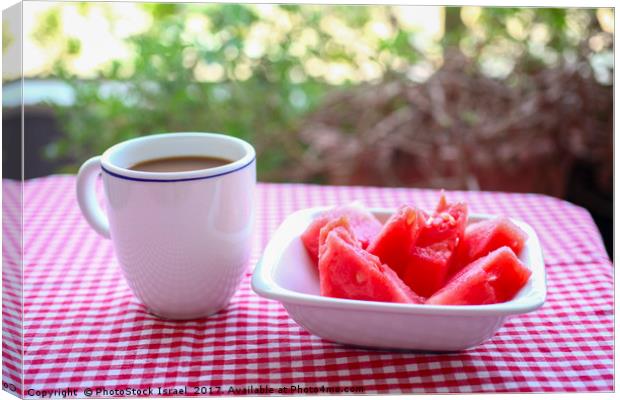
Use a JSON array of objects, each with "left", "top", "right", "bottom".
[{"left": 252, "top": 207, "right": 546, "bottom": 351}]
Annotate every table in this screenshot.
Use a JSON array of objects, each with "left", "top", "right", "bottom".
[{"left": 2, "top": 176, "right": 613, "bottom": 395}]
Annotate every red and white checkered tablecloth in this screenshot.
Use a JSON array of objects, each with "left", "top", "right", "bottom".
[{"left": 2, "top": 175, "right": 614, "bottom": 396}]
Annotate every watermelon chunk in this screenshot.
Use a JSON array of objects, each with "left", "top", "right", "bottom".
[
  {"left": 402, "top": 241, "right": 453, "bottom": 298},
  {"left": 319, "top": 229, "right": 424, "bottom": 304},
  {"left": 400, "top": 197, "right": 468, "bottom": 297},
  {"left": 451, "top": 217, "right": 528, "bottom": 276},
  {"left": 367, "top": 205, "right": 426, "bottom": 276},
  {"left": 301, "top": 204, "right": 382, "bottom": 265},
  {"left": 318, "top": 216, "right": 360, "bottom": 253},
  {"left": 426, "top": 246, "right": 532, "bottom": 305},
  {"left": 416, "top": 195, "right": 468, "bottom": 247}
]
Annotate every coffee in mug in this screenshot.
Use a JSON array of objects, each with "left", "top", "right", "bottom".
[{"left": 129, "top": 156, "right": 233, "bottom": 172}]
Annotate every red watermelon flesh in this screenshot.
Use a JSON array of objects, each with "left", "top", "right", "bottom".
[
  {"left": 451, "top": 217, "right": 528, "bottom": 276},
  {"left": 367, "top": 205, "right": 426, "bottom": 276},
  {"left": 319, "top": 229, "right": 424, "bottom": 304},
  {"left": 401, "top": 240, "right": 453, "bottom": 298},
  {"left": 416, "top": 198, "right": 468, "bottom": 247},
  {"left": 301, "top": 204, "right": 382, "bottom": 265},
  {"left": 426, "top": 246, "right": 532, "bottom": 305},
  {"left": 398, "top": 197, "right": 468, "bottom": 297},
  {"left": 318, "top": 217, "right": 359, "bottom": 256}
]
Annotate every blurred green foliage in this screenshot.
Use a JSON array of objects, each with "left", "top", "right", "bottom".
[
  {"left": 48, "top": 4, "right": 416, "bottom": 176},
  {"left": 2, "top": 22, "right": 13, "bottom": 53},
  {"left": 36, "top": 4, "right": 612, "bottom": 178}
]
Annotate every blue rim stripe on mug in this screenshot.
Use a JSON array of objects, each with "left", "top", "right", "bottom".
[{"left": 100, "top": 157, "right": 256, "bottom": 182}]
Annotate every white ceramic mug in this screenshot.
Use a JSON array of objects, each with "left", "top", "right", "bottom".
[{"left": 76, "top": 132, "right": 256, "bottom": 320}]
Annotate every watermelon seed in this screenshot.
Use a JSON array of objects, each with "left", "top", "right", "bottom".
[
  {"left": 406, "top": 211, "right": 417, "bottom": 225},
  {"left": 441, "top": 213, "right": 456, "bottom": 225}
]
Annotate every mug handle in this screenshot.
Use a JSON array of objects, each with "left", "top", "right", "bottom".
[{"left": 76, "top": 156, "right": 110, "bottom": 238}]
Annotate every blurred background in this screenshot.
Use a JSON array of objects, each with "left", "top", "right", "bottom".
[{"left": 2, "top": 2, "right": 614, "bottom": 256}]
